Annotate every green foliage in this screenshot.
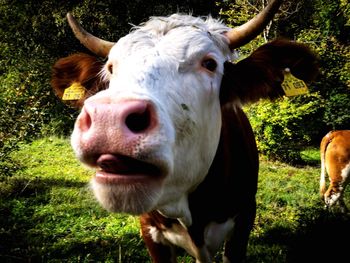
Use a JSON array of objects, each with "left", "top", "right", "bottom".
[
  {"left": 245, "top": 93, "right": 326, "bottom": 163},
  {"left": 0, "top": 0, "right": 77, "bottom": 176},
  {"left": 313, "top": 0, "right": 349, "bottom": 39},
  {"left": 296, "top": 26, "right": 350, "bottom": 131},
  {"left": 324, "top": 93, "right": 350, "bottom": 130},
  {"left": 217, "top": 0, "right": 256, "bottom": 26},
  {"left": 217, "top": 0, "right": 268, "bottom": 57},
  {"left": 0, "top": 52, "right": 77, "bottom": 176}
]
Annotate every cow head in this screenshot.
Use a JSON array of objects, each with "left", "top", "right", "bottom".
[{"left": 51, "top": 0, "right": 318, "bottom": 226}]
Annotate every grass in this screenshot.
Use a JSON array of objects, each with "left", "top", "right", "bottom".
[{"left": 0, "top": 137, "right": 349, "bottom": 262}]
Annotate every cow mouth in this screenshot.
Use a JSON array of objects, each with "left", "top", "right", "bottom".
[{"left": 95, "top": 154, "right": 163, "bottom": 184}]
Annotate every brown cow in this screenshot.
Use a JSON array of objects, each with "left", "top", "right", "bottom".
[
  {"left": 320, "top": 130, "right": 350, "bottom": 213},
  {"left": 51, "top": 0, "right": 319, "bottom": 261}
]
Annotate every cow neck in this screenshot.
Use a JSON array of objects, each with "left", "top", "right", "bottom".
[{"left": 157, "top": 194, "right": 192, "bottom": 227}]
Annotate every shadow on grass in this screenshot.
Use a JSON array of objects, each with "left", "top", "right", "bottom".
[
  {"left": 0, "top": 176, "right": 87, "bottom": 199},
  {"left": 0, "top": 232, "right": 148, "bottom": 263},
  {"left": 287, "top": 212, "right": 349, "bottom": 262},
  {"left": 299, "top": 158, "right": 320, "bottom": 167},
  {"left": 0, "top": 176, "right": 92, "bottom": 262},
  {"left": 0, "top": 174, "right": 149, "bottom": 262},
  {"left": 253, "top": 206, "right": 350, "bottom": 263}
]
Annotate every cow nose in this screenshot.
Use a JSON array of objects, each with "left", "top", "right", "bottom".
[{"left": 77, "top": 99, "right": 157, "bottom": 137}]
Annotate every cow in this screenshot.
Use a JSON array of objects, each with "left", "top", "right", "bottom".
[
  {"left": 51, "top": 0, "right": 319, "bottom": 262},
  {"left": 320, "top": 130, "right": 350, "bottom": 213}
]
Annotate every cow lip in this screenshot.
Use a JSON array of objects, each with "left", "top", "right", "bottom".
[{"left": 95, "top": 153, "right": 163, "bottom": 183}]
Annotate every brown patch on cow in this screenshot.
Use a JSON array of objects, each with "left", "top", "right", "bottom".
[
  {"left": 51, "top": 53, "right": 107, "bottom": 108},
  {"left": 139, "top": 105, "right": 259, "bottom": 262}
]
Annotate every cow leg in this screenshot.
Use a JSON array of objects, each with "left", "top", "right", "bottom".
[
  {"left": 324, "top": 183, "right": 341, "bottom": 209},
  {"left": 142, "top": 235, "right": 177, "bottom": 263},
  {"left": 140, "top": 214, "right": 177, "bottom": 263},
  {"left": 326, "top": 191, "right": 348, "bottom": 213},
  {"left": 325, "top": 181, "right": 339, "bottom": 203},
  {"left": 324, "top": 181, "right": 348, "bottom": 213},
  {"left": 223, "top": 199, "right": 256, "bottom": 263},
  {"left": 140, "top": 224, "right": 177, "bottom": 263}
]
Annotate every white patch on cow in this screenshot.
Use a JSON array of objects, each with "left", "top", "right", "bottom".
[
  {"left": 325, "top": 191, "right": 341, "bottom": 206},
  {"left": 148, "top": 225, "right": 167, "bottom": 244},
  {"left": 148, "top": 222, "right": 195, "bottom": 255},
  {"left": 157, "top": 219, "right": 234, "bottom": 262},
  {"left": 341, "top": 161, "right": 350, "bottom": 183},
  {"left": 71, "top": 14, "right": 235, "bottom": 222},
  {"left": 90, "top": 177, "right": 163, "bottom": 214},
  {"left": 161, "top": 223, "right": 211, "bottom": 262},
  {"left": 158, "top": 195, "right": 192, "bottom": 226}
]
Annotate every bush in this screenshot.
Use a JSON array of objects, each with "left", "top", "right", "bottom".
[
  {"left": 324, "top": 93, "right": 350, "bottom": 130},
  {"left": 245, "top": 93, "right": 326, "bottom": 164},
  {"left": 0, "top": 52, "right": 77, "bottom": 176}
]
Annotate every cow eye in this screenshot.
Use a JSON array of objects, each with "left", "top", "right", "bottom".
[{"left": 201, "top": 58, "right": 217, "bottom": 72}]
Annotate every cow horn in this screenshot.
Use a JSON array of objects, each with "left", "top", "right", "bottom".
[
  {"left": 66, "top": 12, "right": 115, "bottom": 57},
  {"left": 226, "top": 0, "right": 283, "bottom": 49}
]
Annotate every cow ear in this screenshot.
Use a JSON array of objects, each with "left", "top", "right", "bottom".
[
  {"left": 220, "top": 38, "right": 319, "bottom": 104},
  {"left": 51, "top": 53, "right": 106, "bottom": 108}
]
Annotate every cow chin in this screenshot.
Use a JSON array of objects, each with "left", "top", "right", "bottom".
[{"left": 90, "top": 178, "right": 162, "bottom": 214}]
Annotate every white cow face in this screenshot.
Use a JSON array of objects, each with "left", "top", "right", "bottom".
[{"left": 70, "top": 15, "right": 233, "bottom": 225}]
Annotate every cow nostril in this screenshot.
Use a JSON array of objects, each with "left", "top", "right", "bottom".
[
  {"left": 78, "top": 107, "right": 92, "bottom": 132},
  {"left": 125, "top": 107, "right": 151, "bottom": 133}
]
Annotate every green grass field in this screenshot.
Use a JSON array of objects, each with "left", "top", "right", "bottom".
[{"left": 0, "top": 137, "right": 349, "bottom": 262}]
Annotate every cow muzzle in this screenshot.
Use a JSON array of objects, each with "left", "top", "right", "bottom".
[
  {"left": 72, "top": 97, "right": 168, "bottom": 183},
  {"left": 71, "top": 96, "right": 176, "bottom": 214}
]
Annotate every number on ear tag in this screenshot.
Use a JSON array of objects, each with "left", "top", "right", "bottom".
[
  {"left": 281, "top": 68, "right": 309, "bottom": 96},
  {"left": 62, "top": 82, "right": 85, "bottom": 101}
]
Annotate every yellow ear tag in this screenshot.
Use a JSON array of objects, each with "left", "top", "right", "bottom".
[
  {"left": 62, "top": 82, "right": 86, "bottom": 101},
  {"left": 281, "top": 68, "right": 309, "bottom": 96}
]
